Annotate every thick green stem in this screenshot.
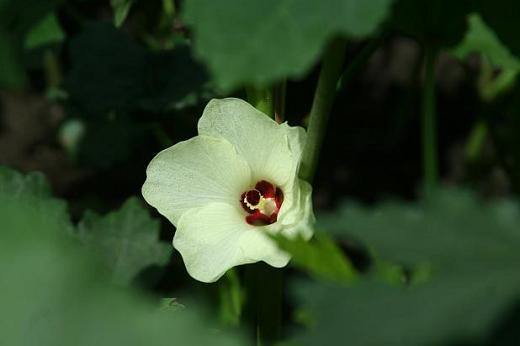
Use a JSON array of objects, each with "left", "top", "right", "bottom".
[
  {"left": 300, "top": 39, "right": 347, "bottom": 182},
  {"left": 422, "top": 46, "right": 439, "bottom": 196},
  {"left": 245, "top": 92, "right": 282, "bottom": 346},
  {"left": 245, "top": 264, "right": 282, "bottom": 346}
]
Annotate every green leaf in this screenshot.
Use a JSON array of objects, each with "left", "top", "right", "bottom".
[
  {"left": 184, "top": 0, "right": 393, "bottom": 90},
  {"left": 297, "top": 189, "right": 520, "bottom": 345},
  {"left": 24, "top": 12, "right": 64, "bottom": 49},
  {"left": 78, "top": 197, "right": 171, "bottom": 286},
  {"left": 273, "top": 233, "right": 356, "bottom": 284},
  {"left": 325, "top": 190, "right": 520, "bottom": 271},
  {"left": 65, "top": 23, "right": 209, "bottom": 116},
  {"left": 111, "top": 0, "right": 134, "bottom": 28},
  {"left": 0, "top": 181, "right": 246, "bottom": 346},
  {"left": 452, "top": 13, "right": 520, "bottom": 72},
  {"left": 0, "top": 166, "right": 71, "bottom": 229}
]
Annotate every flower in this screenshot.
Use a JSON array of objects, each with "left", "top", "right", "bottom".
[{"left": 142, "top": 98, "right": 315, "bottom": 282}]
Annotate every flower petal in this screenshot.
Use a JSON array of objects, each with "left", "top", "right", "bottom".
[
  {"left": 238, "top": 229, "right": 290, "bottom": 267},
  {"left": 174, "top": 202, "right": 287, "bottom": 282},
  {"left": 268, "top": 179, "right": 315, "bottom": 240},
  {"left": 142, "top": 135, "right": 251, "bottom": 224},
  {"left": 198, "top": 98, "right": 306, "bottom": 188}
]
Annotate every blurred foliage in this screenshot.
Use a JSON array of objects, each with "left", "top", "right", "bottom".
[
  {"left": 0, "top": 168, "right": 246, "bottom": 346},
  {"left": 453, "top": 14, "right": 520, "bottom": 73},
  {"left": 4, "top": 0, "right": 520, "bottom": 345},
  {"left": 78, "top": 197, "right": 171, "bottom": 286},
  {"left": 273, "top": 233, "right": 356, "bottom": 284},
  {"left": 184, "top": 0, "right": 393, "bottom": 90},
  {"left": 293, "top": 190, "right": 520, "bottom": 345}
]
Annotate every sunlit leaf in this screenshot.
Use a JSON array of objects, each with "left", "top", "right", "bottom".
[{"left": 184, "top": 0, "right": 393, "bottom": 90}]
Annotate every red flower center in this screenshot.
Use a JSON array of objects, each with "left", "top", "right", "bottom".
[{"left": 240, "top": 180, "right": 284, "bottom": 226}]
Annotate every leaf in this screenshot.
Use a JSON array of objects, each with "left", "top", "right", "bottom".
[
  {"left": 24, "top": 12, "right": 65, "bottom": 49},
  {"left": 294, "top": 275, "right": 520, "bottom": 346},
  {"left": 65, "top": 23, "right": 210, "bottom": 116},
  {"left": 272, "top": 232, "right": 356, "bottom": 284},
  {"left": 184, "top": 0, "right": 393, "bottom": 90},
  {"left": 78, "top": 197, "right": 171, "bottom": 286},
  {"left": 111, "top": 0, "right": 134, "bottom": 28},
  {"left": 0, "top": 180, "right": 246, "bottom": 346},
  {"left": 295, "top": 189, "right": 520, "bottom": 345},
  {"left": 0, "top": 166, "right": 71, "bottom": 230},
  {"left": 452, "top": 13, "right": 520, "bottom": 72}
]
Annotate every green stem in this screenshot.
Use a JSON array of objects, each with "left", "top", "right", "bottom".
[
  {"left": 245, "top": 92, "right": 282, "bottom": 345},
  {"left": 465, "top": 120, "right": 487, "bottom": 162},
  {"left": 273, "top": 79, "right": 287, "bottom": 123},
  {"left": 422, "top": 46, "right": 439, "bottom": 196},
  {"left": 246, "top": 86, "right": 274, "bottom": 118},
  {"left": 336, "top": 34, "right": 384, "bottom": 91},
  {"left": 300, "top": 38, "right": 347, "bottom": 182},
  {"left": 245, "top": 264, "right": 283, "bottom": 346}
]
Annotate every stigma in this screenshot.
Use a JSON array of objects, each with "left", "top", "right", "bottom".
[{"left": 240, "top": 180, "right": 284, "bottom": 226}]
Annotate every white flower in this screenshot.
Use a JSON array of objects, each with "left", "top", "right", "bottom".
[{"left": 142, "top": 98, "right": 315, "bottom": 282}]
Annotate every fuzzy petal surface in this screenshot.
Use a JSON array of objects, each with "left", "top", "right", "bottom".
[
  {"left": 198, "top": 98, "right": 306, "bottom": 188},
  {"left": 174, "top": 202, "right": 289, "bottom": 282},
  {"left": 142, "top": 135, "right": 251, "bottom": 224}
]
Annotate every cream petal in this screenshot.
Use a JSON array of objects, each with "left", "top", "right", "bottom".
[
  {"left": 268, "top": 179, "right": 315, "bottom": 240},
  {"left": 174, "top": 202, "right": 287, "bottom": 282},
  {"left": 198, "top": 98, "right": 306, "bottom": 188},
  {"left": 142, "top": 135, "right": 251, "bottom": 224},
  {"left": 238, "top": 229, "right": 290, "bottom": 268}
]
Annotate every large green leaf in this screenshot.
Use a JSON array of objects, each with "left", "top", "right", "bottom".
[
  {"left": 294, "top": 190, "right": 520, "bottom": 345},
  {"left": 0, "top": 171, "right": 246, "bottom": 346},
  {"left": 78, "top": 197, "right": 171, "bottom": 286},
  {"left": 184, "top": 0, "right": 393, "bottom": 90}
]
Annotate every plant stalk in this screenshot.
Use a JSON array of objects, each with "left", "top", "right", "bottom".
[
  {"left": 245, "top": 264, "right": 283, "bottom": 346},
  {"left": 246, "top": 86, "right": 274, "bottom": 118},
  {"left": 422, "top": 46, "right": 439, "bottom": 196},
  {"left": 245, "top": 91, "right": 282, "bottom": 346},
  {"left": 300, "top": 38, "right": 347, "bottom": 182}
]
